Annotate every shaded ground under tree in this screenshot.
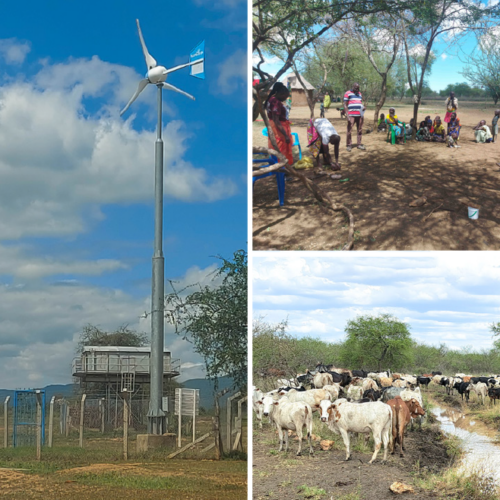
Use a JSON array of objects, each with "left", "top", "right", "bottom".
[{"left": 253, "top": 103, "right": 500, "bottom": 250}]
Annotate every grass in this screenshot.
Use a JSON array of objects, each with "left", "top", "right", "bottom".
[
  {"left": 298, "top": 484, "right": 327, "bottom": 499},
  {"left": 0, "top": 432, "right": 247, "bottom": 500},
  {"left": 414, "top": 466, "right": 498, "bottom": 500}
]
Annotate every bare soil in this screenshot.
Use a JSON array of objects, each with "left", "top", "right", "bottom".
[
  {"left": 252, "top": 421, "right": 449, "bottom": 500},
  {"left": 0, "top": 460, "right": 247, "bottom": 500},
  {"left": 253, "top": 101, "right": 500, "bottom": 250}
]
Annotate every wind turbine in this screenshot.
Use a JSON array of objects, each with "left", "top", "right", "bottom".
[
  {"left": 120, "top": 19, "right": 204, "bottom": 436},
  {"left": 120, "top": 19, "right": 204, "bottom": 115}
]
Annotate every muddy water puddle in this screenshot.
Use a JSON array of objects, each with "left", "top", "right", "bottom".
[{"left": 432, "top": 405, "right": 500, "bottom": 481}]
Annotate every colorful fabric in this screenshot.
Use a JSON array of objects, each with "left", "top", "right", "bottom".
[
  {"left": 266, "top": 95, "right": 287, "bottom": 122},
  {"left": 307, "top": 119, "right": 322, "bottom": 158},
  {"left": 343, "top": 90, "right": 363, "bottom": 116},
  {"left": 416, "top": 127, "right": 430, "bottom": 141},
  {"left": 324, "top": 94, "right": 331, "bottom": 109},
  {"left": 268, "top": 119, "right": 294, "bottom": 165},
  {"left": 386, "top": 115, "right": 403, "bottom": 137},
  {"left": 448, "top": 118, "right": 461, "bottom": 138},
  {"left": 433, "top": 123, "right": 445, "bottom": 136},
  {"left": 444, "top": 111, "right": 454, "bottom": 123}
]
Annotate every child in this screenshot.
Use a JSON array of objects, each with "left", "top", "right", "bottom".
[
  {"left": 492, "top": 109, "right": 499, "bottom": 143},
  {"left": 416, "top": 121, "right": 430, "bottom": 142},
  {"left": 377, "top": 113, "right": 387, "bottom": 132},
  {"left": 431, "top": 117, "right": 445, "bottom": 142},
  {"left": 320, "top": 100, "right": 325, "bottom": 118}
]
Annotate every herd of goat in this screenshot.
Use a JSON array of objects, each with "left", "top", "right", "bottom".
[{"left": 253, "top": 364, "right": 500, "bottom": 463}]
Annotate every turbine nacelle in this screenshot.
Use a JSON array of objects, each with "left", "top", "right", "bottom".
[
  {"left": 146, "top": 66, "right": 167, "bottom": 84},
  {"left": 120, "top": 19, "right": 204, "bottom": 116}
]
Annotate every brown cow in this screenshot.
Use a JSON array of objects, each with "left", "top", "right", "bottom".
[
  {"left": 387, "top": 396, "right": 411, "bottom": 457},
  {"left": 379, "top": 376, "right": 393, "bottom": 388},
  {"left": 463, "top": 376, "right": 472, "bottom": 383},
  {"left": 392, "top": 373, "right": 401, "bottom": 380}
]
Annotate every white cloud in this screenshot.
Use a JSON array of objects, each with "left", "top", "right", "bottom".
[
  {"left": 253, "top": 253, "right": 500, "bottom": 351},
  {"left": 441, "top": 53, "right": 448, "bottom": 60},
  {"left": 0, "top": 57, "right": 238, "bottom": 240},
  {"left": 215, "top": 50, "right": 247, "bottom": 95},
  {"left": 0, "top": 38, "right": 31, "bottom": 64},
  {"left": 0, "top": 262, "right": 222, "bottom": 388}
]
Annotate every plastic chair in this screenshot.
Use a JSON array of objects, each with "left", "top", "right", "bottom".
[
  {"left": 262, "top": 128, "right": 302, "bottom": 159},
  {"left": 253, "top": 154, "right": 285, "bottom": 206},
  {"left": 386, "top": 121, "right": 406, "bottom": 145}
]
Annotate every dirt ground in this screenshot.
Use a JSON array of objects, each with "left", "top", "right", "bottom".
[
  {"left": 253, "top": 101, "right": 500, "bottom": 250},
  {"left": 0, "top": 460, "right": 247, "bottom": 500},
  {"left": 252, "top": 418, "right": 449, "bottom": 500}
]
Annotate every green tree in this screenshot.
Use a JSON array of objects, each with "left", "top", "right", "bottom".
[
  {"left": 165, "top": 250, "right": 247, "bottom": 459},
  {"left": 340, "top": 313, "right": 413, "bottom": 371},
  {"left": 461, "top": 33, "right": 500, "bottom": 104},
  {"left": 401, "top": 0, "right": 498, "bottom": 135},
  {"left": 77, "top": 324, "right": 148, "bottom": 354}
]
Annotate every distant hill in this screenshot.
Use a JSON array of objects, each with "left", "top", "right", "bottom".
[
  {"left": 181, "top": 376, "right": 237, "bottom": 409},
  {"left": 0, "top": 377, "right": 239, "bottom": 409}
]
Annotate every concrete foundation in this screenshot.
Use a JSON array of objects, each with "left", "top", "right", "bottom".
[{"left": 136, "top": 433, "right": 176, "bottom": 453}]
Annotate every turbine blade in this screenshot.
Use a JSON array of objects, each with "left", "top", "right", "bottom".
[
  {"left": 120, "top": 79, "right": 149, "bottom": 116},
  {"left": 163, "top": 61, "right": 198, "bottom": 75},
  {"left": 161, "top": 82, "right": 195, "bottom": 101},
  {"left": 136, "top": 19, "right": 157, "bottom": 69}
]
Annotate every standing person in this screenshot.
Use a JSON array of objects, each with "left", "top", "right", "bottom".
[
  {"left": 264, "top": 82, "right": 294, "bottom": 165},
  {"left": 444, "top": 91, "right": 458, "bottom": 123},
  {"left": 307, "top": 118, "right": 341, "bottom": 170},
  {"left": 492, "top": 109, "right": 499, "bottom": 143},
  {"left": 343, "top": 82, "right": 366, "bottom": 151},
  {"left": 320, "top": 97, "right": 325, "bottom": 118}
]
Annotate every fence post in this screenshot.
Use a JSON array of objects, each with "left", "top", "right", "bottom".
[
  {"left": 233, "top": 396, "right": 247, "bottom": 451},
  {"left": 99, "top": 398, "right": 105, "bottom": 434},
  {"left": 79, "top": 394, "right": 87, "bottom": 448},
  {"left": 48, "top": 396, "right": 55, "bottom": 448},
  {"left": 4, "top": 396, "right": 10, "bottom": 448},
  {"left": 122, "top": 390, "right": 129, "bottom": 460},
  {"left": 177, "top": 389, "right": 182, "bottom": 448},
  {"left": 226, "top": 392, "right": 241, "bottom": 452},
  {"left": 36, "top": 391, "right": 42, "bottom": 461},
  {"left": 192, "top": 391, "right": 196, "bottom": 443}
]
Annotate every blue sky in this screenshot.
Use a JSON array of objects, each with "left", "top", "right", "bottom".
[
  {"left": 255, "top": 27, "right": 483, "bottom": 92},
  {"left": 253, "top": 253, "right": 500, "bottom": 351},
  {"left": 0, "top": 0, "right": 247, "bottom": 388}
]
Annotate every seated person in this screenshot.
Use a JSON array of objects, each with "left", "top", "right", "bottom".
[
  {"left": 424, "top": 115, "right": 433, "bottom": 130},
  {"left": 405, "top": 123, "right": 414, "bottom": 139},
  {"left": 377, "top": 113, "right": 387, "bottom": 132},
  {"left": 307, "top": 117, "right": 341, "bottom": 170},
  {"left": 431, "top": 116, "right": 445, "bottom": 142},
  {"left": 447, "top": 113, "right": 461, "bottom": 148},
  {"left": 416, "top": 121, "right": 431, "bottom": 142},
  {"left": 386, "top": 108, "right": 404, "bottom": 144},
  {"left": 473, "top": 120, "right": 493, "bottom": 143}
]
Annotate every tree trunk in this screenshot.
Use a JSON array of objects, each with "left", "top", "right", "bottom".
[{"left": 373, "top": 74, "right": 388, "bottom": 126}]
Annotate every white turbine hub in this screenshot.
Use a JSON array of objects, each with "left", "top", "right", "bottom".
[{"left": 147, "top": 66, "right": 167, "bottom": 84}]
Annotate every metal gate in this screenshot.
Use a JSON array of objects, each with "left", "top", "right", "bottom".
[{"left": 13, "top": 390, "right": 45, "bottom": 447}]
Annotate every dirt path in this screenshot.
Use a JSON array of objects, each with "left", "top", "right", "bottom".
[
  {"left": 253, "top": 101, "right": 500, "bottom": 250},
  {"left": 252, "top": 420, "right": 448, "bottom": 500}
]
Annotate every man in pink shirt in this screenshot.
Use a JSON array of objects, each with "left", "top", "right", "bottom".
[{"left": 343, "top": 82, "right": 366, "bottom": 151}]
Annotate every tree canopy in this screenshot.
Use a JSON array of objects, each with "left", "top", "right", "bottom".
[
  {"left": 340, "top": 313, "right": 413, "bottom": 371},
  {"left": 77, "top": 324, "right": 148, "bottom": 354},
  {"left": 165, "top": 250, "right": 247, "bottom": 393}
]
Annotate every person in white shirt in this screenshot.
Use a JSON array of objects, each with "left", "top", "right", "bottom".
[{"left": 308, "top": 118, "right": 341, "bottom": 170}]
